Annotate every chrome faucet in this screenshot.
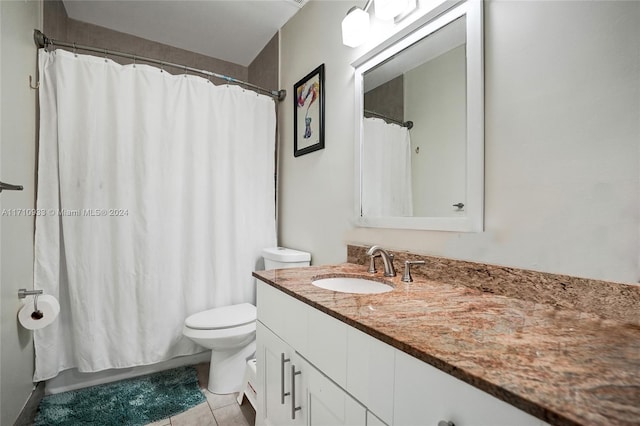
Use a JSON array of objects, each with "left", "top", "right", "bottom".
[{"left": 366, "top": 245, "right": 396, "bottom": 277}]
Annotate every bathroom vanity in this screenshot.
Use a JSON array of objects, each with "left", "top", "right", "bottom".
[{"left": 253, "top": 261, "right": 640, "bottom": 426}]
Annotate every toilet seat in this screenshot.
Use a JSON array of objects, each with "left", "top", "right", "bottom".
[
  {"left": 185, "top": 303, "right": 256, "bottom": 330},
  {"left": 182, "top": 321, "right": 256, "bottom": 342},
  {"left": 182, "top": 303, "right": 257, "bottom": 351}
]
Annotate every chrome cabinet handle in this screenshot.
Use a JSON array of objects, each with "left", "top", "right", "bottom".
[
  {"left": 281, "top": 353, "right": 290, "bottom": 404},
  {"left": 290, "top": 364, "right": 302, "bottom": 419},
  {"left": 452, "top": 203, "right": 464, "bottom": 209}
]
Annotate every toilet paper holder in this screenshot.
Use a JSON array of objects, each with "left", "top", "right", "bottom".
[
  {"left": 18, "top": 289, "right": 44, "bottom": 316},
  {"left": 18, "top": 288, "right": 43, "bottom": 298}
]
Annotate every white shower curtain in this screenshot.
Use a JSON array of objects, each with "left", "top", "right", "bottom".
[
  {"left": 33, "top": 49, "right": 277, "bottom": 381},
  {"left": 362, "top": 117, "right": 413, "bottom": 216}
]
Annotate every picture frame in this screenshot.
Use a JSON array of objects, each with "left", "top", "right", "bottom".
[{"left": 294, "top": 64, "right": 325, "bottom": 157}]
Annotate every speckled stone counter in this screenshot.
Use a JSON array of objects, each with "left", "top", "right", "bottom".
[
  {"left": 253, "top": 262, "right": 640, "bottom": 426},
  {"left": 347, "top": 245, "right": 640, "bottom": 326}
]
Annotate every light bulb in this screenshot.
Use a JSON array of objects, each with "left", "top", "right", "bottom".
[{"left": 341, "top": 7, "right": 370, "bottom": 48}]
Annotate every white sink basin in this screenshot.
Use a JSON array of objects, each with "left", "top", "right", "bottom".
[{"left": 311, "top": 277, "right": 393, "bottom": 294}]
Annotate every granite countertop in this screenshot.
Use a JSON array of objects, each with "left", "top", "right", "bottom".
[{"left": 253, "top": 263, "right": 640, "bottom": 426}]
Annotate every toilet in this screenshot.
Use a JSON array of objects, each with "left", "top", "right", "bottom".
[{"left": 182, "top": 246, "right": 311, "bottom": 394}]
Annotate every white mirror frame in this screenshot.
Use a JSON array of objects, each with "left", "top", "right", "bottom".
[{"left": 353, "top": 0, "right": 484, "bottom": 232}]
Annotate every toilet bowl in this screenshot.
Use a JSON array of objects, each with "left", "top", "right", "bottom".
[
  {"left": 182, "top": 303, "right": 256, "bottom": 394},
  {"left": 183, "top": 247, "right": 311, "bottom": 395}
]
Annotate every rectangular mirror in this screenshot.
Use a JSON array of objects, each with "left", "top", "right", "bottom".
[{"left": 353, "top": 1, "right": 484, "bottom": 232}]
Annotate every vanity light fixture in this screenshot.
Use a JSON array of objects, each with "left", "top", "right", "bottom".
[
  {"left": 341, "top": 0, "right": 418, "bottom": 47},
  {"left": 341, "top": 5, "right": 371, "bottom": 48}
]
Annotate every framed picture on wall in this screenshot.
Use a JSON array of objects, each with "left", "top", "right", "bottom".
[{"left": 294, "top": 64, "right": 325, "bottom": 157}]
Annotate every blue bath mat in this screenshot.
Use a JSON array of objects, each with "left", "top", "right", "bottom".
[{"left": 34, "top": 366, "right": 206, "bottom": 425}]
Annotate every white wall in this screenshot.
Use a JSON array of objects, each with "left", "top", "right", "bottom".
[
  {"left": 0, "top": 0, "right": 42, "bottom": 423},
  {"left": 278, "top": 0, "right": 640, "bottom": 284},
  {"left": 278, "top": 0, "right": 360, "bottom": 264}
]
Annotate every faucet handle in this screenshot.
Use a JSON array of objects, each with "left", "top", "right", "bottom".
[{"left": 402, "top": 260, "right": 426, "bottom": 282}]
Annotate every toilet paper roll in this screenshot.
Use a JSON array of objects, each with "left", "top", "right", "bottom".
[{"left": 18, "top": 295, "right": 60, "bottom": 330}]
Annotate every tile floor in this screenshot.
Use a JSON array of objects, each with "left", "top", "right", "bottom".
[{"left": 146, "top": 363, "right": 256, "bottom": 426}]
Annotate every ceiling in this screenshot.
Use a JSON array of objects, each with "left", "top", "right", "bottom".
[{"left": 62, "top": 0, "right": 307, "bottom": 67}]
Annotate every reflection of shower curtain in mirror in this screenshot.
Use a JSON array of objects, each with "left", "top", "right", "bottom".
[{"left": 362, "top": 117, "right": 413, "bottom": 216}]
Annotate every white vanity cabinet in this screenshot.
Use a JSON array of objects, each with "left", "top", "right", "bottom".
[
  {"left": 306, "top": 358, "right": 367, "bottom": 426},
  {"left": 256, "top": 321, "right": 366, "bottom": 426},
  {"left": 257, "top": 321, "right": 305, "bottom": 426},
  {"left": 256, "top": 283, "right": 367, "bottom": 426},
  {"left": 256, "top": 280, "right": 548, "bottom": 426},
  {"left": 394, "top": 350, "right": 546, "bottom": 426}
]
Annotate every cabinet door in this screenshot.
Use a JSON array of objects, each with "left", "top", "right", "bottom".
[
  {"left": 393, "top": 350, "right": 544, "bottom": 426},
  {"left": 257, "top": 321, "right": 305, "bottom": 426},
  {"left": 306, "top": 357, "right": 367, "bottom": 426}
]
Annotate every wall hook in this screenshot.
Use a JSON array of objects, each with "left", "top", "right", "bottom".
[{"left": 29, "top": 75, "right": 39, "bottom": 90}]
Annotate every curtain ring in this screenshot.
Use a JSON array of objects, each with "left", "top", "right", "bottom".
[
  {"left": 133, "top": 55, "right": 136, "bottom": 68},
  {"left": 73, "top": 42, "right": 77, "bottom": 57},
  {"left": 104, "top": 48, "right": 108, "bottom": 62},
  {"left": 184, "top": 66, "right": 188, "bottom": 78}
]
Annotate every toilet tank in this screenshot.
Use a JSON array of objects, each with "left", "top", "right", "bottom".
[{"left": 262, "top": 247, "right": 311, "bottom": 270}]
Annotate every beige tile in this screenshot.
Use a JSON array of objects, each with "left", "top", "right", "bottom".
[
  {"left": 145, "top": 419, "right": 170, "bottom": 426},
  {"left": 205, "top": 390, "right": 240, "bottom": 410},
  {"left": 171, "top": 402, "right": 217, "bottom": 426},
  {"left": 212, "top": 403, "right": 254, "bottom": 426}
]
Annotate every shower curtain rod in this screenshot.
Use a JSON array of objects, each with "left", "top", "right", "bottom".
[
  {"left": 33, "top": 29, "right": 287, "bottom": 102},
  {"left": 364, "top": 110, "right": 413, "bottom": 129}
]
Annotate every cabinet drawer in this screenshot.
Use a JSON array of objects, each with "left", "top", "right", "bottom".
[
  {"left": 257, "top": 281, "right": 309, "bottom": 354},
  {"left": 347, "top": 327, "right": 395, "bottom": 425},
  {"left": 306, "top": 305, "right": 348, "bottom": 388},
  {"left": 257, "top": 281, "right": 348, "bottom": 387},
  {"left": 393, "top": 350, "right": 544, "bottom": 426}
]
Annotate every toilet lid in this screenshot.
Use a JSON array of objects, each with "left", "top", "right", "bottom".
[{"left": 185, "top": 303, "right": 256, "bottom": 330}]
